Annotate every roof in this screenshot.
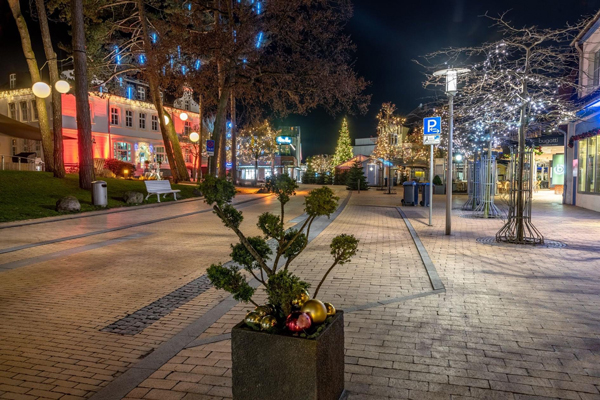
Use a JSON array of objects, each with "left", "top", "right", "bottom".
[
  {"left": 0, "top": 114, "right": 42, "bottom": 140},
  {"left": 571, "top": 10, "right": 600, "bottom": 46},
  {"left": 335, "top": 154, "right": 370, "bottom": 170}
]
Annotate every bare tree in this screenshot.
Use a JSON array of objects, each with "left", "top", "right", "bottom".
[{"left": 419, "top": 13, "right": 587, "bottom": 244}]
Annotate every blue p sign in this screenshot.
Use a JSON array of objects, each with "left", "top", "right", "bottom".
[
  {"left": 206, "top": 139, "right": 215, "bottom": 156},
  {"left": 424, "top": 117, "right": 441, "bottom": 135}
]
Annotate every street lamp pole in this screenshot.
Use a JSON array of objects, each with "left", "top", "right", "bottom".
[{"left": 433, "top": 67, "right": 469, "bottom": 236}]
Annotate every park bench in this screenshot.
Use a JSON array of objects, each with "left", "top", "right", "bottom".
[{"left": 144, "top": 180, "right": 180, "bottom": 202}]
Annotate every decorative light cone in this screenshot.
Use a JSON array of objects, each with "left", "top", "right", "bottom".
[
  {"left": 180, "top": 112, "right": 188, "bottom": 121},
  {"left": 32, "top": 82, "right": 51, "bottom": 98},
  {"left": 54, "top": 80, "right": 70, "bottom": 94},
  {"left": 190, "top": 132, "right": 199, "bottom": 143}
]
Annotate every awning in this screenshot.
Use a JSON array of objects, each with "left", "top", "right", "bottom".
[{"left": 0, "top": 114, "right": 42, "bottom": 140}]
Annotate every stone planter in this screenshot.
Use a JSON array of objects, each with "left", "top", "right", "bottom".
[
  {"left": 434, "top": 184, "right": 446, "bottom": 195},
  {"left": 231, "top": 311, "right": 345, "bottom": 400}
]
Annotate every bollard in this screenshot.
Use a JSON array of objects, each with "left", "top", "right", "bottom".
[{"left": 357, "top": 178, "right": 360, "bottom": 194}]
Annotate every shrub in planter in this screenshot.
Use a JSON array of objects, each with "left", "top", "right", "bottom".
[{"left": 200, "top": 174, "right": 359, "bottom": 400}]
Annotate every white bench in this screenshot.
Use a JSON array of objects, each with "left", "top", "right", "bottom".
[{"left": 144, "top": 180, "right": 181, "bottom": 202}]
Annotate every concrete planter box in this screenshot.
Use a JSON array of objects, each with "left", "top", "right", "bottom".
[
  {"left": 434, "top": 184, "right": 446, "bottom": 195},
  {"left": 231, "top": 311, "right": 345, "bottom": 400}
]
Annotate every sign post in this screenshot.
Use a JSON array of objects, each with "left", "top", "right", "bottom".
[
  {"left": 206, "top": 139, "right": 215, "bottom": 176},
  {"left": 423, "top": 117, "right": 441, "bottom": 227}
]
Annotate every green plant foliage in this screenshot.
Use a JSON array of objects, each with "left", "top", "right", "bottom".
[
  {"left": 330, "top": 234, "right": 359, "bottom": 264},
  {"left": 207, "top": 263, "right": 256, "bottom": 303},
  {"left": 221, "top": 204, "right": 244, "bottom": 229},
  {"left": 199, "top": 175, "right": 236, "bottom": 207},
  {"left": 346, "top": 160, "right": 369, "bottom": 190},
  {"left": 282, "top": 229, "right": 307, "bottom": 259},
  {"left": 266, "top": 270, "right": 310, "bottom": 316},
  {"left": 433, "top": 175, "right": 443, "bottom": 186},
  {"left": 257, "top": 212, "right": 284, "bottom": 239},
  {"left": 302, "top": 169, "right": 316, "bottom": 184},
  {"left": 304, "top": 186, "right": 339, "bottom": 218},
  {"left": 231, "top": 237, "right": 273, "bottom": 271},
  {"left": 269, "top": 174, "right": 298, "bottom": 206}
]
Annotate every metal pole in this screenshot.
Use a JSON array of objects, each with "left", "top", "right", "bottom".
[
  {"left": 446, "top": 93, "right": 454, "bottom": 235},
  {"left": 429, "top": 144, "right": 433, "bottom": 226}
]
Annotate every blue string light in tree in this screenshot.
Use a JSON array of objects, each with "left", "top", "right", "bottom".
[
  {"left": 181, "top": 65, "right": 187, "bottom": 75},
  {"left": 139, "top": 54, "right": 146, "bottom": 64},
  {"left": 195, "top": 59, "right": 201, "bottom": 70},
  {"left": 255, "top": 32, "right": 263, "bottom": 48},
  {"left": 115, "top": 46, "right": 121, "bottom": 65},
  {"left": 151, "top": 33, "right": 158, "bottom": 44}
]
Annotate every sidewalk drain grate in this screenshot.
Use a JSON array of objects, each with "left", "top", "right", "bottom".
[
  {"left": 476, "top": 236, "right": 567, "bottom": 249},
  {"left": 101, "top": 275, "right": 213, "bottom": 335}
]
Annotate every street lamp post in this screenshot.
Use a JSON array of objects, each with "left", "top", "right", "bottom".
[
  {"left": 433, "top": 68, "right": 469, "bottom": 235},
  {"left": 190, "top": 131, "right": 200, "bottom": 182}
]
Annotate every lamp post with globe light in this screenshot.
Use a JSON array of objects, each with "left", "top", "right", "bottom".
[
  {"left": 190, "top": 131, "right": 200, "bottom": 181},
  {"left": 433, "top": 68, "right": 469, "bottom": 235}
]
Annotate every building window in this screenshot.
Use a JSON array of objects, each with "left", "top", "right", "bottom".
[
  {"left": 111, "top": 107, "right": 119, "bottom": 125},
  {"left": 139, "top": 113, "right": 146, "bottom": 129},
  {"left": 30, "top": 101, "right": 38, "bottom": 121},
  {"left": 125, "top": 110, "right": 133, "bottom": 127},
  {"left": 35, "top": 141, "right": 41, "bottom": 157},
  {"left": 20, "top": 101, "right": 28, "bottom": 122},
  {"left": 184, "top": 121, "right": 192, "bottom": 135},
  {"left": 8, "top": 103, "right": 16, "bottom": 119},
  {"left": 151, "top": 115, "right": 159, "bottom": 131},
  {"left": 594, "top": 49, "right": 600, "bottom": 88},
  {"left": 155, "top": 146, "right": 166, "bottom": 164},
  {"left": 138, "top": 87, "right": 146, "bottom": 101},
  {"left": 578, "top": 136, "right": 600, "bottom": 194},
  {"left": 11, "top": 139, "right": 17, "bottom": 155},
  {"left": 9, "top": 73, "right": 16, "bottom": 89},
  {"left": 114, "top": 142, "right": 132, "bottom": 162}
]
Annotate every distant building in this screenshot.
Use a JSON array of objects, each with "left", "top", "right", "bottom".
[{"left": 0, "top": 72, "right": 200, "bottom": 176}]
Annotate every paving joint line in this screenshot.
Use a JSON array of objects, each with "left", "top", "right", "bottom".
[
  {"left": 0, "top": 232, "right": 154, "bottom": 272},
  {"left": 88, "top": 191, "right": 351, "bottom": 400},
  {"left": 0, "top": 195, "right": 271, "bottom": 255},
  {"left": 395, "top": 206, "right": 445, "bottom": 291}
]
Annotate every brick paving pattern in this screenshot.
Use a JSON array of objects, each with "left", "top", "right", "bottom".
[{"left": 2, "top": 187, "right": 600, "bottom": 400}]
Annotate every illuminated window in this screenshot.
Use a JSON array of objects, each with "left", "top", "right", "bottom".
[
  {"left": 125, "top": 110, "right": 133, "bottom": 127},
  {"left": 20, "top": 101, "right": 28, "bottom": 122},
  {"left": 139, "top": 113, "right": 146, "bottom": 129},
  {"left": 11, "top": 139, "right": 17, "bottom": 156},
  {"left": 9, "top": 73, "right": 16, "bottom": 89},
  {"left": 184, "top": 121, "right": 191, "bottom": 135},
  {"left": 138, "top": 87, "right": 146, "bottom": 101},
  {"left": 578, "top": 137, "right": 600, "bottom": 193},
  {"left": 151, "top": 115, "right": 159, "bottom": 131},
  {"left": 114, "top": 142, "right": 132, "bottom": 162},
  {"left": 110, "top": 107, "right": 119, "bottom": 125},
  {"left": 155, "top": 146, "right": 166, "bottom": 163},
  {"left": 8, "top": 103, "right": 16, "bottom": 119}
]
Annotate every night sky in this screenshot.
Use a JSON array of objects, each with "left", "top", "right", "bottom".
[{"left": 1, "top": 0, "right": 598, "bottom": 158}]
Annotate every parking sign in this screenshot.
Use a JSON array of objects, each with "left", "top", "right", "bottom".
[
  {"left": 206, "top": 140, "right": 215, "bottom": 156},
  {"left": 423, "top": 117, "right": 441, "bottom": 145}
]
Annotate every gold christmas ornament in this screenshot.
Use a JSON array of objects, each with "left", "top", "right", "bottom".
[
  {"left": 301, "top": 299, "right": 328, "bottom": 324},
  {"left": 260, "top": 315, "right": 278, "bottom": 332},
  {"left": 291, "top": 290, "right": 310, "bottom": 307},
  {"left": 324, "top": 302, "right": 336, "bottom": 316},
  {"left": 254, "top": 305, "right": 273, "bottom": 317},
  {"left": 244, "top": 311, "right": 263, "bottom": 330}
]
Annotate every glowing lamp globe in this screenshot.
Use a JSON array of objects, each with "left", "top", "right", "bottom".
[
  {"left": 55, "top": 80, "right": 70, "bottom": 94},
  {"left": 164, "top": 115, "right": 170, "bottom": 124},
  {"left": 32, "top": 82, "right": 51, "bottom": 98},
  {"left": 190, "top": 132, "right": 199, "bottom": 142},
  {"left": 180, "top": 112, "right": 188, "bottom": 121},
  {"left": 455, "top": 154, "right": 463, "bottom": 162}
]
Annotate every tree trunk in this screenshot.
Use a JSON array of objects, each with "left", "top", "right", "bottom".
[
  {"left": 164, "top": 108, "right": 190, "bottom": 181},
  {"left": 136, "top": 0, "right": 185, "bottom": 182},
  {"left": 198, "top": 94, "right": 203, "bottom": 181},
  {"left": 71, "top": 0, "right": 94, "bottom": 189},
  {"left": 516, "top": 97, "right": 527, "bottom": 242},
  {"left": 231, "top": 92, "right": 237, "bottom": 184},
  {"left": 211, "top": 85, "right": 230, "bottom": 178},
  {"left": 8, "top": 0, "right": 54, "bottom": 173},
  {"left": 35, "top": 0, "right": 65, "bottom": 178}
]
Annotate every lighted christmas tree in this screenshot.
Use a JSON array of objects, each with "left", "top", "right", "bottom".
[{"left": 331, "top": 118, "right": 354, "bottom": 169}]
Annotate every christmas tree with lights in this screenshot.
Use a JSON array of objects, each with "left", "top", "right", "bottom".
[{"left": 332, "top": 118, "right": 354, "bottom": 169}]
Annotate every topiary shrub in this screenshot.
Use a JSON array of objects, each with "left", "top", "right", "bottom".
[
  {"left": 433, "top": 175, "right": 443, "bottom": 186},
  {"left": 104, "top": 158, "right": 136, "bottom": 177}
]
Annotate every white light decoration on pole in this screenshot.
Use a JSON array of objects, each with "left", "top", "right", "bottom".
[
  {"left": 189, "top": 131, "right": 199, "bottom": 142},
  {"left": 180, "top": 112, "right": 189, "bottom": 121},
  {"left": 54, "top": 80, "right": 71, "bottom": 94},
  {"left": 164, "top": 115, "right": 170, "bottom": 124},
  {"left": 433, "top": 67, "right": 470, "bottom": 236},
  {"left": 32, "top": 82, "right": 51, "bottom": 98}
]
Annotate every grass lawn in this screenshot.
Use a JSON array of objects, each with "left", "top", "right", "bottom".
[{"left": 0, "top": 171, "right": 199, "bottom": 222}]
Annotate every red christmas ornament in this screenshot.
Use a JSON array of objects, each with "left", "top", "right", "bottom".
[{"left": 285, "top": 311, "right": 312, "bottom": 332}]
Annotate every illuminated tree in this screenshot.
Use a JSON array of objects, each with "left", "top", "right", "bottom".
[
  {"left": 331, "top": 118, "right": 354, "bottom": 169},
  {"left": 238, "top": 121, "right": 278, "bottom": 185}
]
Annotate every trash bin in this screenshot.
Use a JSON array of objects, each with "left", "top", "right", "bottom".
[
  {"left": 92, "top": 180, "right": 108, "bottom": 207},
  {"left": 420, "top": 183, "right": 432, "bottom": 207},
  {"left": 401, "top": 181, "right": 417, "bottom": 206}
]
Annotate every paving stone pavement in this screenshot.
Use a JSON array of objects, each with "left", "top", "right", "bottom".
[
  {"left": 122, "top": 189, "right": 600, "bottom": 400},
  {"left": 2, "top": 187, "right": 600, "bottom": 400}
]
